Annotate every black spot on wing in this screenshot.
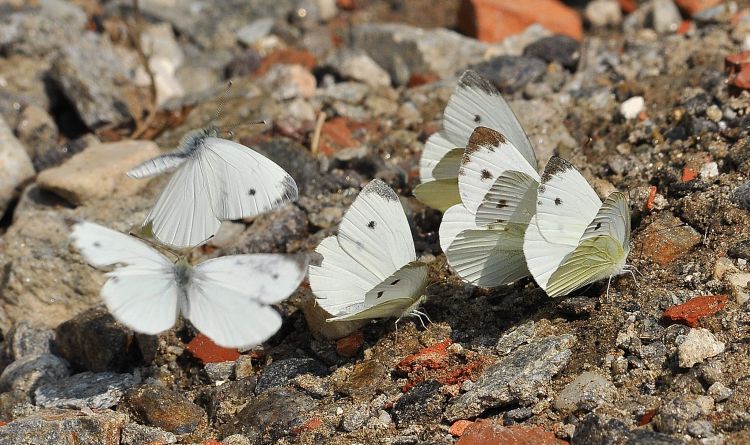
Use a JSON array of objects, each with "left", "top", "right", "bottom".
[
  {"left": 481, "top": 169, "right": 493, "bottom": 181},
  {"left": 496, "top": 199, "right": 507, "bottom": 208},
  {"left": 390, "top": 279, "right": 400, "bottom": 285},
  {"left": 272, "top": 273, "right": 279, "bottom": 280},
  {"left": 93, "top": 241, "right": 101, "bottom": 248},
  {"left": 367, "top": 221, "right": 376, "bottom": 229},
  {"left": 595, "top": 222, "right": 602, "bottom": 230},
  {"left": 377, "top": 291, "right": 384, "bottom": 298},
  {"left": 474, "top": 114, "right": 481, "bottom": 123},
  {"left": 248, "top": 188, "right": 256, "bottom": 196},
  {"left": 555, "top": 197, "right": 562, "bottom": 205}
]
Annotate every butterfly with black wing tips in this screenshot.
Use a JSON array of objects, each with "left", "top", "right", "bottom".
[
  {"left": 438, "top": 125, "right": 541, "bottom": 287},
  {"left": 127, "top": 125, "right": 298, "bottom": 249},
  {"left": 70, "top": 221, "right": 307, "bottom": 348},
  {"left": 523, "top": 156, "right": 633, "bottom": 298},
  {"left": 308, "top": 179, "right": 430, "bottom": 324},
  {"left": 414, "top": 69, "right": 536, "bottom": 212}
]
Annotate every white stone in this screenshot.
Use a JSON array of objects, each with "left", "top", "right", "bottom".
[
  {"left": 677, "top": 328, "right": 725, "bottom": 368},
  {"left": 236, "top": 18, "right": 275, "bottom": 46},
  {"left": 330, "top": 50, "right": 391, "bottom": 88},
  {"left": 727, "top": 272, "right": 750, "bottom": 304},
  {"left": 620, "top": 96, "right": 645, "bottom": 120},
  {"left": 263, "top": 64, "right": 316, "bottom": 100},
  {"left": 585, "top": 0, "right": 622, "bottom": 28},
  {"left": 315, "top": 0, "right": 338, "bottom": 21},
  {"left": 554, "top": 371, "right": 616, "bottom": 412},
  {"left": 700, "top": 162, "right": 719, "bottom": 179},
  {"left": 652, "top": 0, "right": 681, "bottom": 33},
  {"left": 0, "top": 116, "right": 35, "bottom": 217}
]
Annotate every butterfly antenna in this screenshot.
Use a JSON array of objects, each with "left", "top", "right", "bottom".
[{"left": 214, "top": 80, "right": 233, "bottom": 126}]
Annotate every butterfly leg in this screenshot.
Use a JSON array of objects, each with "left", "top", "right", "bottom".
[
  {"left": 413, "top": 310, "right": 433, "bottom": 326},
  {"left": 605, "top": 275, "right": 613, "bottom": 302}
]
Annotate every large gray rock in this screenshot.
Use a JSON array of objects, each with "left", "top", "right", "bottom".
[
  {"left": 0, "top": 115, "right": 34, "bottom": 217},
  {"left": 444, "top": 334, "right": 575, "bottom": 421},
  {"left": 0, "top": 0, "right": 87, "bottom": 56},
  {"left": 49, "top": 32, "right": 133, "bottom": 129},
  {"left": 0, "top": 408, "right": 128, "bottom": 445},
  {"left": 3, "top": 321, "right": 55, "bottom": 360},
  {"left": 34, "top": 371, "right": 140, "bottom": 409},
  {"left": 0, "top": 354, "right": 70, "bottom": 394},
  {"left": 350, "top": 23, "right": 493, "bottom": 85}
]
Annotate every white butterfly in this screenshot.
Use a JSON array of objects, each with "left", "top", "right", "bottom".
[
  {"left": 415, "top": 69, "right": 535, "bottom": 212},
  {"left": 439, "top": 126, "right": 540, "bottom": 287},
  {"left": 70, "top": 221, "right": 307, "bottom": 348},
  {"left": 523, "top": 157, "right": 632, "bottom": 297},
  {"left": 128, "top": 126, "right": 299, "bottom": 248},
  {"left": 308, "top": 179, "right": 430, "bottom": 323}
]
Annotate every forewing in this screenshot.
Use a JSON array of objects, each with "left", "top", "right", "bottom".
[
  {"left": 200, "top": 137, "right": 298, "bottom": 220},
  {"left": 309, "top": 236, "right": 381, "bottom": 315},
  {"left": 194, "top": 254, "right": 307, "bottom": 304},
  {"left": 581, "top": 192, "right": 631, "bottom": 246},
  {"left": 446, "top": 223, "right": 530, "bottom": 287},
  {"left": 70, "top": 221, "right": 171, "bottom": 269},
  {"left": 127, "top": 153, "right": 189, "bottom": 179},
  {"left": 544, "top": 235, "right": 627, "bottom": 297},
  {"left": 535, "top": 156, "right": 601, "bottom": 246},
  {"left": 475, "top": 170, "right": 539, "bottom": 227},
  {"left": 523, "top": 215, "right": 577, "bottom": 290},
  {"left": 439, "top": 203, "right": 475, "bottom": 253},
  {"left": 337, "top": 179, "right": 415, "bottom": 280},
  {"left": 458, "top": 127, "right": 539, "bottom": 216},
  {"left": 144, "top": 157, "right": 222, "bottom": 248},
  {"left": 443, "top": 70, "right": 536, "bottom": 166}
]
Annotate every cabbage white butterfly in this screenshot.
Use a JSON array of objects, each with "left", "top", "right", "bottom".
[
  {"left": 70, "top": 221, "right": 307, "bottom": 348},
  {"left": 128, "top": 126, "right": 298, "bottom": 248},
  {"left": 439, "top": 127, "right": 540, "bottom": 287},
  {"left": 308, "top": 179, "right": 429, "bottom": 322},
  {"left": 414, "top": 70, "right": 535, "bottom": 212},
  {"left": 523, "top": 157, "right": 632, "bottom": 297}
]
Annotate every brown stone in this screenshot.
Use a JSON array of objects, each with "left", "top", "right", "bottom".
[
  {"left": 121, "top": 385, "right": 206, "bottom": 435},
  {"left": 637, "top": 215, "right": 702, "bottom": 266}
]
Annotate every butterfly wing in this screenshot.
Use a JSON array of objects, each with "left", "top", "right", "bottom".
[
  {"left": 445, "top": 223, "right": 530, "bottom": 287},
  {"left": 200, "top": 137, "right": 298, "bottom": 220},
  {"left": 186, "top": 254, "right": 307, "bottom": 348},
  {"left": 458, "top": 127, "right": 539, "bottom": 216},
  {"left": 419, "top": 131, "right": 458, "bottom": 183},
  {"left": 439, "top": 203, "right": 475, "bottom": 253},
  {"left": 475, "top": 170, "right": 539, "bottom": 227},
  {"left": 327, "top": 262, "right": 428, "bottom": 321},
  {"left": 443, "top": 70, "right": 536, "bottom": 167},
  {"left": 144, "top": 156, "right": 222, "bottom": 248},
  {"left": 127, "top": 153, "right": 189, "bottom": 179},
  {"left": 309, "top": 236, "right": 382, "bottom": 315},
  {"left": 70, "top": 221, "right": 179, "bottom": 335},
  {"left": 414, "top": 147, "right": 464, "bottom": 211},
  {"left": 337, "top": 179, "right": 415, "bottom": 280}
]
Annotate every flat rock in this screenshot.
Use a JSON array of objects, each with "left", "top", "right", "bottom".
[
  {"left": 445, "top": 334, "right": 575, "bottom": 421},
  {"left": 654, "top": 395, "right": 714, "bottom": 434},
  {"left": 34, "top": 371, "right": 139, "bottom": 409},
  {"left": 523, "top": 35, "right": 581, "bottom": 70},
  {"left": 0, "top": 354, "right": 70, "bottom": 394},
  {"left": 255, "top": 357, "right": 328, "bottom": 394},
  {"left": 0, "top": 408, "right": 127, "bottom": 445},
  {"left": 0, "top": 115, "right": 34, "bottom": 217},
  {"left": 455, "top": 419, "right": 568, "bottom": 445},
  {"left": 121, "top": 422, "right": 177, "bottom": 445},
  {"left": 392, "top": 380, "right": 445, "bottom": 425},
  {"left": 677, "top": 328, "right": 725, "bottom": 368},
  {"left": 37, "top": 140, "right": 160, "bottom": 206},
  {"left": 121, "top": 384, "right": 207, "bottom": 435},
  {"left": 49, "top": 32, "right": 133, "bottom": 128}
]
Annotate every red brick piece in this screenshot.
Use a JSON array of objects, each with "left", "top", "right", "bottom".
[
  {"left": 726, "top": 51, "right": 750, "bottom": 90},
  {"left": 186, "top": 334, "right": 240, "bottom": 364},
  {"left": 663, "top": 295, "right": 728, "bottom": 327},
  {"left": 458, "top": 0, "right": 582, "bottom": 43},
  {"left": 336, "top": 330, "right": 365, "bottom": 357},
  {"left": 456, "top": 420, "right": 569, "bottom": 445},
  {"left": 675, "top": 0, "right": 722, "bottom": 16},
  {"left": 450, "top": 420, "right": 474, "bottom": 437}
]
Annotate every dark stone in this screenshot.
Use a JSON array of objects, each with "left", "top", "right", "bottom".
[
  {"left": 728, "top": 239, "right": 750, "bottom": 260},
  {"left": 571, "top": 413, "right": 629, "bottom": 445},
  {"left": 34, "top": 371, "right": 139, "bottom": 410},
  {"left": 626, "top": 429, "right": 686, "bottom": 445},
  {"left": 54, "top": 306, "right": 143, "bottom": 372},
  {"left": 470, "top": 55, "right": 547, "bottom": 94},
  {"left": 523, "top": 35, "right": 580, "bottom": 70},
  {"left": 557, "top": 296, "right": 597, "bottom": 317},
  {"left": 255, "top": 357, "right": 328, "bottom": 394},
  {"left": 200, "top": 377, "right": 257, "bottom": 423},
  {"left": 3, "top": 321, "right": 54, "bottom": 360},
  {"left": 732, "top": 182, "right": 750, "bottom": 212},
  {"left": 220, "top": 387, "right": 317, "bottom": 444},
  {"left": 121, "top": 384, "right": 207, "bottom": 435},
  {"left": 221, "top": 204, "right": 309, "bottom": 255},
  {"left": 392, "top": 380, "right": 444, "bottom": 425}
]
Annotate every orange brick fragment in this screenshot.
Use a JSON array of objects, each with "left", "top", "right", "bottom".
[
  {"left": 681, "top": 167, "right": 698, "bottom": 182},
  {"left": 450, "top": 420, "right": 474, "bottom": 437},
  {"left": 456, "top": 420, "right": 569, "bottom": 445},
  {"left": 186, "top": 334, "right": 240, "bottom": 364},
  {"left": 336, "top": 330, "right": 364, "bottom": 357},
  {"left": 663, "top": 295, "right": 728, "bottom": 327}
]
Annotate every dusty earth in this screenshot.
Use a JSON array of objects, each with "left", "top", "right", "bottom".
[{"left": 1, "top": 0, "right": 750, "bottom": 444}]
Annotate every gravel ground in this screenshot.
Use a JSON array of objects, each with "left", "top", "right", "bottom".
[{"left": 1, "top": 0, "right": 750, "bottom": 444}]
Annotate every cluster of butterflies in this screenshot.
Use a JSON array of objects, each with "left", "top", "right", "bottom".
[{"left": 70, "top": 69, "right": 633, "bottom": 350}]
